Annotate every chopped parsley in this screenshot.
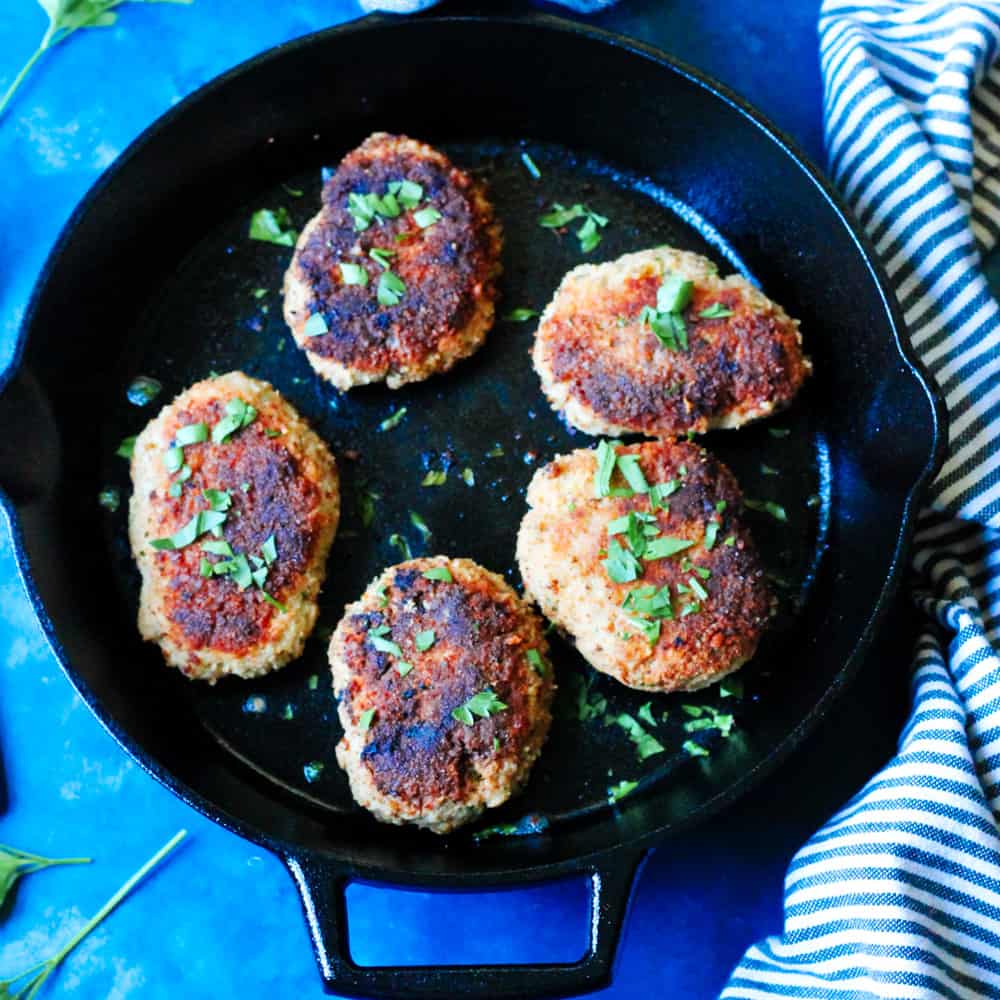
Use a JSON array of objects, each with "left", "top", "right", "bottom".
[
  {"left": 163, "top": 446, "right": 184, "bottom": 474},
  {"left": 308, "top": 674, "right": 319, "bottom": 690},
  {"left": 249, "top": 207, "right": 297, "bottom": 246},
  {"left": 413, "top": 206, "right": 442, "bottom": 228},
  {"left": 409, "top": 510, "right": 432, "bottom": 541},
  {"left": 116, "top": 435, "right": 136, "bottom": 459},
  {"left": 698, "top": 302, "right": 734, "bottom": 319},
  {"left": 369, "top": 247, "right": 396, "bottom": 270},
  {"left": 719, "top": 676, "right": 744, "bottom": 699},
  {"left": 377, "top": 270, "right": 406, "bottom": 306},
  {"left": 603, "top": 538, "right": 642, "bottom": 583},
  {"left": 768, "top": 427, "right": 790, "bottom": 438},
  {"left": 150, "top": 508, "right": 227, "bottom": 550},
  {"left": 649, "top": 479, "right": 679, "bottom": 509},
  {"left": 379, "top": 406, "right": 407, "bottom": 431},
  {"left": 369, "top": 627, "right": 403, "bottom": 658},
  {"left": 525, "top": 648, "right": 547, "bottom": 676},
  {"left": 356, "top": 488, "right": 378, "bottom": 529},
  {"left": 452, "top": 688, "right": 507, "bottom": 726},
  {"left": 744, "top": 498, "right": 788, "bottom": 522},
  {"left": 688, "top": 575, "right": 709, "bottom": 601},
  {"left": 486, "top": 444, "right": 505, "bottom": 458},
  {"left": 637, "top": 702, "right": 657, "bottom": 727},
  {"left": 704, "top": 521, "right": 720, "bottom": 550},
  {"left": 211, "top": 397, "right": 257, "bottom": 444},
  {"left": 504, "top": 308, "right": 540, "bottom": 322},
  {"left": 175, "top": 422, "right": 208, "bottom": 446},
  {"left": 614, "top": 713, "right": 665, "bottom": 761},
  {"left": 261, "top": 535, "right": 277, "bottom": 564},
  {"left": 202, "top": 488, "right": 232, "bottom": 512},
  {"left": 303, "top": 313, "right": 328, "bottom": 337},
  {"left": 396, "top": 661, "right": 414, "bottom": 678},
  {"left": 683, "top": 740, "right": 710, "bottom": 758},
  {"left": 643, "top": 536, "right": 695, "bottom": 560},
  {"left": 422, "top": 468, "right": 447, "bottom": 486},
  {"left": 594, "top": 439, "right": 618, "bottom": 497},
  {"left": 638, "top": 273, "right": 694, "bottom": 351},
  {"left": 520, "top": 151, "right": 541, "bottom": 179},
  {"left": 415, "top": 629, "right": 436, "bottom": 652},
  {"left": 340, "top": 262, "right": 369, "bottom": 286},
  {"left": 389, "top": 534, "right": 412, "bottom": 560},
  {"left": 616, "top": 454, "right": 649, "bottom": 494},
  {"left": 608, "top": 779, "right": 638, "bottom": 804},
  {"left": 422, "top": 566, "right": 453, "bottom": 583},
  {"left": 538, "top": 202, "right": 608, "bottom": 253},
  {"left": 462, "top": 468, "right": 475, "bottom": 486},
  {"left": 359, "top": 708, "right": 376, "bottom": 732}
]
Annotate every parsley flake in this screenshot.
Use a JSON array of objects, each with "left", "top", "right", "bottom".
[
  {"left": 340, "top": 262, "right": 369, "bottom": 286},
  {"left": 359, "top": 708, "right": 376, "bottom": 731},
  {"left": 643, "top": 536, "right": 695, "bottom": 560},
  {"left": 698, "top": 302, "right": 734, "bottom": 319},
  {"left": 422, "top": 566, "right": 453, "bottom": 583},
  {"left": 212, "top": 398, "right": 257, "bottom": 444},
  {"left": 614, "top": 713, "right": 665, "bottom": 761},
  {"left": 377, "top": 270, "right": 406, "bottom": 306},
  {"left": 116, "top": 435, "right": 136, "bottom": 460},
  {"left": 422, "top": 469, "right": 447, "bottom": 487},
  {"left": 504, "top": 308, "right": 540, "bottom": 322},
  {"left": 608, "top": 779, "right": 638, "bottom": 804},
  {"left": 594, "top": 440, "right": 618, "bottom": 498},
  {"left": 389, "top": 534, "right": 412, "bottom": 560},
  {"left": 175, "top": 422, "right": 208, "bottom": 446},
  {"left": 379, "top": 407, "right": 407, "bottom": 431},
  {"left": 249, "top": 207, "right": 297, "bottom": 246},
  {"left": 414, "top": 206, "right": 442, "bottom": 228},
  {"left": 303, "top": 313, "right": 328, "bottom": 337},
  {"left": 526, "top": 648, "right": 547, "bottom": 676},
  {"left": 415, "top": 629, "right": 436, "bottom": 652},
  {"left": 452, "top": 688, "right": 507, "bottom": 726},
  {"left": 745, "top": 498, "right": 788, "bottom": 522},
  {"left": 683, "top": 739, "right": 710, "bottom": 758}
]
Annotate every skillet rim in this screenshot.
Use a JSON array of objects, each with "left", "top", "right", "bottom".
[{"left": 0, "top": 9, "right": 947, "bottom": 883}]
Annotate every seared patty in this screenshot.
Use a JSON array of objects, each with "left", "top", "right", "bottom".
[
  {"left": 329, "top": 557, "right": 554, "bottom": 834},
  {"left": 284, "top": 133, "right": 502, "bottom": 390},
  {"left": 129, "top": 372, "right": 339, "bottom": 682},
  {"left": 532, "top": 246, "right": 811, "bottom": 437},
  {"left": 517, "top": 440, "right": 772, "bottom": 692}
]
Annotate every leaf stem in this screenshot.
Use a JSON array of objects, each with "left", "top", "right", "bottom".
[{"left": 0, "top": 23, "right": 56, "bottom": 121}]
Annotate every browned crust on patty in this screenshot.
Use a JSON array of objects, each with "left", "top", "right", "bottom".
[
  {"left": 283, "top": 133, "right": 502, "bottom": 390},
  {"left": 517, "top": 440, "right": 773, "bottom": 692},
  {"left": 532, "top": 247, "right": 811, "bottom": 437},
  {"left": 129, "top": 373, "right": 339, "bottom": 681},
  {"left": 330, "top": 557, "right": 554, "bottom": 833}
]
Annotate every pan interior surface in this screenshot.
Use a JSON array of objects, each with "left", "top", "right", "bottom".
[
  {"left": 102, "top": 139, "right": 828, "bottom": 836},
  {"left": 12, "top": 16, "right": 938, "bottom": 875}
]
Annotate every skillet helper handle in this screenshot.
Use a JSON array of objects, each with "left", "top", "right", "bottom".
[{"left": 284, "top": 848, "right": 647, "bottom": 999}]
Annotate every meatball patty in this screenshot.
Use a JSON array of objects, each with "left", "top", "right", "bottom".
[
  {"left": 532, "top": 246, "right": 811, "bottom": 437},
  {"left": 517, "top": 440, "right": 772, "bottom": 692},
  {"left": 129, "top": 372, "right": 339, "bottom": 682},
  {"left": 283, "top": 133, "right": 502, "bottom": 391},
  {"left": 330, "top": 557, "right": 554, "bottom": 834}
]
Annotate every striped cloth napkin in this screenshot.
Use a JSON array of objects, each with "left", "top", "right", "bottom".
[{"left": 724, "top": 2, "right": 1000, "bottom": 997}]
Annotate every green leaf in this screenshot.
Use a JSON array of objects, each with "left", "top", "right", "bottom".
[
  {"left": 359, "top": 708, "right": 376, "bottom": 731},
  {"left": 377, "top": 270, "right": 406, "bottom": 306},
  {"left": 212, "top": 397, "right": 257, "bottom": 444},
  {"left": 615, "top": 454, "right": 649, "bottom": 495},
  {"left": 603, "top": 538, "right": 642, "bottom": 583},
  {"left": 744, "top": 498, "right": 788, "bottom": 522},
  {"left": 340, "top": 262, "right": 368, "bottom": 286},
  {"left": 348, "top": 192, "right": 378, "bottom": 231},
  {"left": 369, "top": 631, "right": 403, "bottom": 658},
  {"left": 303, "top": 313, "right": 328, "bottom": 337},
  {"left": 462, "top": 468, "right": 475, "bottom": 486},
  {"left": 379, "top": 406, "right": 407, "bottom": 431},
  {"left": 594, "top": 439, "right": 617, "bottom": 498},
  {"left": 409, "top": 510, "right": 431, "bottom": 540},
  {"left": 520, "top": 151, "right": 541, "bottom": 179},
  {"left": 163, "top": 446, "right": 184, "bottom": 473},
  {"left": 719, "top": 676, "right": 744, "bottom": 699},
  {"left": 150, "top": 509, "right": 227, "bottom": 550},
  {"left": 504, "top": 308, "right": 539, "bottom": 322},
  {"left": 0, "top": 844, "right": 90, "bottom": 909},
  {"left": 396, "top": 661, "right": 413, "bottom": 677},
  {"left": 395, "top": 179, "right": 423, "bottom": 208},
  {"left": 538, "top": 202, "right": 586, "bottom": 228},
  {"left": 614, "top": 713, "right": 664, "bottom": 761},
  {"left": 657, "top": 274, "right": 694, "bottom": 314},
  {"left": 116, "top": 435, "right": 136, "bottom": 459},
  {"left": 415, "top": 629, "right": 436, "bottom": 652},
  {"left": 637, "top": 702, "right": 657, "bottom": 727},
  {"left": 262, "top": 535, "right": 278, "bottom": 565},
  {"left": 201, "top": 488, "right": 232, "bottom": 512},
  {"left": 525, "top": 648, "right": 547, "bottom": 676},
  {"left": 389, "top": 534, "right": 412, "bottom": 560},
  {"left": 698, "top": 302, "right": 734, "bottom": 319},
  {"left": 621, "top": 584, "right": 673, "bottom": 620},
  {"left": 422, "top": 469, "right": 447, "bottom": 486},
  {"left": 704, "top": 521, "right": 720, "bottom": 550},
  {"left": 175, "top": 422, "right": 208, "bottom": 446},
  {"left": 356, "top": 488, "right": 378, "bottom": 529},
  {"left": 369, "top": 247, "right": 396, "bottom": 270},
  {"left": 414, "top": 206, "right": 442, "bottom": 229},
  {"left": 201, "top": 539, "right": 233, "bottom": 557},
  {"left": 422, "top": 566, "right": 453, "bottom": 583},
  {"left": 643, "top": 536, "right": 695, "bottom": 561},
  {"left": 452, "top": 688, "right": 507, "bottom": 725},
  {"left": 607, "top": 779, "right": 638, "bottom": 804},
  {"left": 249, "top": 207, "right": 297, "bottom": 246},
  {"left": 649, "top": 479, "right": 679, "bottom": 510},
  {"left": 683, "top": 739, "right": 710, "bottom": 758}
]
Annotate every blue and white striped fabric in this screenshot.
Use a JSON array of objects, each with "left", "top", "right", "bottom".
[{"left": 724, "top": 2, "right": 1000, "bottom": 997}]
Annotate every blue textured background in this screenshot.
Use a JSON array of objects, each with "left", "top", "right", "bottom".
[{"left": 0, "top": 1, "right": 922, "bottom": 996}]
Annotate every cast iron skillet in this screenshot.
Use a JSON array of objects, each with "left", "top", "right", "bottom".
[{"left": 0, "top": 8, "right": 945, "bottom": 998}]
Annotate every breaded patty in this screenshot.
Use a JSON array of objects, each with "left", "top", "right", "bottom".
[
  {"left": 532, "top": 246, "right": 811, "bottom": 437},
  {"left": 129, "top": 372, "right": 339, "bottom": 682},
  {"left": 283, "top": 133, "right": 502, "bottom": 391},
  {"left": 329, "top": 557, "right": 554, "bottom": 834},
  {"left": 517, "top": 440, "right": 772, "bottom": 692}
]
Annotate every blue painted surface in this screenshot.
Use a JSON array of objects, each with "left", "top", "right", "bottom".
[{"left": 0, "top": 1, "right": 917, "bottom": 997}]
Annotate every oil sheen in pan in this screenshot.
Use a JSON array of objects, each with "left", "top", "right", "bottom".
[{"left": 101, "top": 138, "right": 830, "bottom": 836}]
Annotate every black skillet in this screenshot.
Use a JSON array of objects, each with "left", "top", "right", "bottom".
[{"left": 0, "top": 8, "right": 945, "bottom": 998}]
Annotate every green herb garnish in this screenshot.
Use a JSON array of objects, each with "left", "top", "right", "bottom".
[
  {"left": 369, "top": 247, "right": 396, "bottom": 270},
  {"left": 603, "top": 538, "right": 642, "bottom": 583},
  {"left": 745, "top": 498, "right": 788, "bottom": 522},
  {"left": 389, "top": 534, "right": 412, "bottom": 560},
  {"left": 683, "top": 740, "right": 710, "bottom": 758},
  {"left": 615, "top": 454, "right": 649, "bottom": 495},
  {"left": 423, "top": 566, "right": 453, "bottom": 583},
  {"left": 308, "top": 674, "right": 320, "bottom": 690},
  {"left": 0, "top": 844, "right": 89, "bottom": 909},
  {"left": 379, "top": 406, "right": 407, "bottom": 431},
  {"left": 698, "top": 302, "right": 734, "bottom": 319},
  {"left": 486, "top": 444, "right": 505, "bottom": 458},
  {"left": 614, "top": 713, "right": 665, "bottom": 761},
  {"left": 369, "top": 630, "right": 403, "bottom": 658},
  {"left": 212, "top": 397, "right": 257, "bottom": 443},
  {"left": 261, "top": 535, "right": 278, "bottom": 564},
  {"left": 303, "top": 313, "right": 329, "bottom": 337},
  {"left": 452, "top": 688, "right": 507, "bottom": 725},
  {"left": 150, "top": 509, "right": 227, "bottom": 550},
  {"left": 175, "top": 422, "right": 208, "bottom": 447},
  {"left": 719, "top": 676, "right": 744, "bottom": 699},
  {"left": 377, "top": 270, "right": 406, "bottom": 306},
  {"left": 526, "top": 648, "right": 547, "bottom": 676},
  {"left": 607, "top": 779, "right": 638, "bottom": 804},
  {"left": 594, "top": 439, "right": 618, "bottom": 498},
  {"left": 643, "top": 536, "right": 695, "bottom": 560},
  {"left": 249, "top": 207, "right": 297, "bottom": 246},
  {"left": 504, "top": 308, "right": 540, "bottom": 322},
  {"left": 202, "top": 488, "right": 232, "bottom": 512},
  {"left": 637, "top": 703, "right": 657, "bottom": 727},
  {"left": 116, "top": 435, "right": 136, "bottom": 459},
  {"left": 396, "top": 661, "right": 414, "bottom": 677},
  {"left": 422, "top": 469, "right": 447, "bottom": 486},
  {"left": 415, "top": 629, "right": 436, "bottom": 652},
  {"left": 538, "top": 202, "right": 608, "bottom": 253},
  {"left": 413, "top": 206, "right": 442, "bottom": 228},
  {"left": 340, "top": 262, "right": 369, "bottom": 286},
  {"left": 163, "top": 446, "right": 184, "bottom": 474},
  {"left": 462, "top": 468, "right": 475, "bottom": 486},
  {"left": 359, "top": 708, "right": 376, "bottom": 731}
]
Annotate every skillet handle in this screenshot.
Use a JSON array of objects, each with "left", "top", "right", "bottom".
[{"left": 283, "top": 847, "right": 647, "bottom": 999}]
